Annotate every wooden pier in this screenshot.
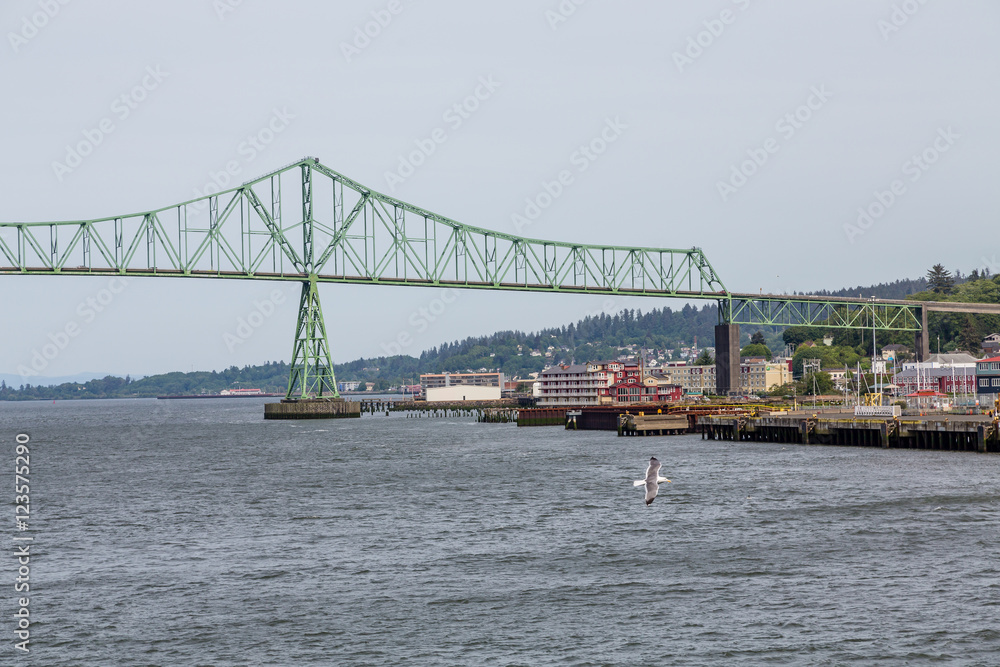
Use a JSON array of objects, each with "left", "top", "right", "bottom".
[
  {"left": 355, "top": 398, "right": 519, "bottom": 419},
  {"left": 701, "top": 412, "right": 1000, "bottom": 453},
  {"left": 517, "top": 407, "right": 567, "bottom": 427},
  {"left": 521, "top": 404, "right": 776, "bottom": 431}
]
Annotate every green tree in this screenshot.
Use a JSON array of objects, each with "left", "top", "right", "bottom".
[
  {"left": 800, "top": 371, "right": 834, "bottom": 396},
  {"left": 694, "top": 349, "right": 714, "bottom": 365},
  {"left": 767, "top": 382, "right": 796, "bottom": 397},
  {"left": 750, "top": 331, "right": 766, "bottom": 345},
  {"left": 958, "top": 314, "right": 981, "bottom": 354},
  {"left": 927, "top": 264, "right": 955, "bottom": 294},
  {"left": 740, "top": 343, "right": 772, "bottom": 360},
  {"left": 782, "top": 326, "right": 828, "bottom": 347}
]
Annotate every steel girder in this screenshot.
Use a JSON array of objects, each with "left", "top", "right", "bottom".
[
  {"left": 1, "top": 157, "right": 937, "bottom": 341},
  {"left": 0, "top": 157, "right": 727, "bottom": 298},
  {"left": 722, "top": 295, "right": 923, "bottom": 331}
]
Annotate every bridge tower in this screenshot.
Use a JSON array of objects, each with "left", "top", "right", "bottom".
[
  {"left": 286, "top": 275, "right": 339, "bottom": 399},
  {"left": 284, "top": 164, "right": 340, "bottom": 400}
]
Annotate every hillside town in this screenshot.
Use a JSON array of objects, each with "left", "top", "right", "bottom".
[{"left": 397, "top": 333, "right": 1000, "bottom": 411}]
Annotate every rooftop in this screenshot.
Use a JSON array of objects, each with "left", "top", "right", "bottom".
[
  {"left": 541, "top": 364, "right": 590, "bottom": 376},
  {"left": 927, "top": 353, "right": 979, "bottom": 365}
]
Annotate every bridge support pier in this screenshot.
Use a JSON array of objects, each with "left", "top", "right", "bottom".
[
  {"left": 265, "top": 276, "right": 359, "bottom": 419},
  {"left": 286, "top": 276, "right": 340, "bottom": 399},
  {"left": 715, "top": 323, "right": 741, "bottom": 396},
  {"left": 914, "top": 307, "right": 930, "bottom": 362}
]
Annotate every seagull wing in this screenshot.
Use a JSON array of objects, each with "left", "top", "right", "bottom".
[{"left": 644, "top": 457, "right": 661, "bottom": 483}]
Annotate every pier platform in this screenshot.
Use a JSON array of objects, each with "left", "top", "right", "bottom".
[
  {"left": 264, "top": 398, "right": 361, "bottom": 420},
  {"left": 700, "top": 411, "right": 999, "bottom": 453}
]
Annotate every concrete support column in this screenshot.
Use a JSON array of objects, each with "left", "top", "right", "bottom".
[
  {"left": 715, "top": 323, "right": 741, "bottom": 396},
  {"left": 915, "top": 308, "right": 930, "bottom": 362}
]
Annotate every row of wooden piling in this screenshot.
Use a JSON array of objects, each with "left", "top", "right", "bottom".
[{"left": 701, "top": 415, "right": 999, "bottom": 453}]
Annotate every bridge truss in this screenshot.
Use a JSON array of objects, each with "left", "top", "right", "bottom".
[
  {"left": 15, "top": 158, "right": 997, "bottom": 396},
  {"left": 1, "top": 157, "right": 744, "bottom": 398}
]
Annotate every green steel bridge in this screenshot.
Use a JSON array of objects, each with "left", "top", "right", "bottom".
[{"left": 2, "top": 157, "right": 996, "bottom": 397}]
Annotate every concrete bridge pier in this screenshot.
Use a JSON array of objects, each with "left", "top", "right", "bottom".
[
  {"left": 715, "top": 323, "right": 741, "bottom": 396},
  {"left": 915, "top": 307, "right": 930, "bottom": 362}
]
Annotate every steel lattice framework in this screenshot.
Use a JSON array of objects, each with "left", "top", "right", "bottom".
[
  {"left": 0, "top": 157, "right": 727, "bottom": 297},
  {"left": 724, "top": 294, "right": 924, "bottom": 332},
  {"left": 0, "top": 157, "right": 734, "bottom": 398}
]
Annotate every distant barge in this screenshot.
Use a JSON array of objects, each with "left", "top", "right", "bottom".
[{"left": 158, "top": 388, "right": 282, "bottom": 400}]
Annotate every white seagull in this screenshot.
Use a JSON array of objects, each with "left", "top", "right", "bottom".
[{"left": 633, "top": 456, "right": 670, "bottom": 506}]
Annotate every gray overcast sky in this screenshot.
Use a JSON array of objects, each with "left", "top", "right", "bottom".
[{"left": 2, "top": 0, "right": 998, "bottom": 379}]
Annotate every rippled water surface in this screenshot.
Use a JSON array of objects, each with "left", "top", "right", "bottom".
[{"left": 2, "top": 398, "right": 999, "bottom": 665}]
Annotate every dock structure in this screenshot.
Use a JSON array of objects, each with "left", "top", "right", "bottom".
[
  {"left": 618, "top": 413, "right": 690, "bottom": 436},
  {"left": 264, "top": 397, "right": 361, "bottom": 419},
  {"left": 701, "top": 412, "right": 999, "bottom": 453},
  {"left": 522, "top": 404, "right": 763, "bottom": 431},
  {"left": 517, "top": 408, "right": 568, "bottom": 427}
]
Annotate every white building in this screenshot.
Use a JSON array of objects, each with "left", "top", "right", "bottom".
[
  {"left": 901, "top": 353, "right": 978, "bottom": 372},
  {"left": 424, "top": 385, "right": 501, "bottom": 402}
]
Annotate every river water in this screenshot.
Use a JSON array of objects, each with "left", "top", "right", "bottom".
[{"left": 2, "top": 398, "right": 999, "bottom": 665}]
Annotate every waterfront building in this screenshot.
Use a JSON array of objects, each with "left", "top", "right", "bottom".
[
  {"left": 608, "top": 377, "right": 683, "bottom": 404},
  {"left": 982, "top": 334, "right": 1000, "bottom": 355},
  {"left": 976, "top": 355, "right": 1000, "bottom": 403},
  {"left": 421, "top": 371, "right": 505, "bottom": 402},
  {"left": 537, "top": 364, "right": 606, "bottom": 406},
  {"left": 663, "top": 364, "right": 715, "bottom": 394},
  {"left": 740, "top": 359, "right": 793, "bottom": 393},
  {"left": 420, "top": 371, "right": 505, "bottom": 391},
  {"left": 895, "top": 366, "right": 977, "bottom": 396},
  {"left": 587, "top": 359, "right": 641, "bottom": 382},
  {"left": 658, "top": 358, "right": 791, "bottom": 395},
  {"left": 901, "top": 353, "right": 978, "bottom": 372},
  {"left": 425, "top": 385, "right": 500, "bottom": 402}
]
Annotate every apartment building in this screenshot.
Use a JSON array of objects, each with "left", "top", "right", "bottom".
[{"left": 537, "top": 364, "right": 607, "bottom": 406}]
